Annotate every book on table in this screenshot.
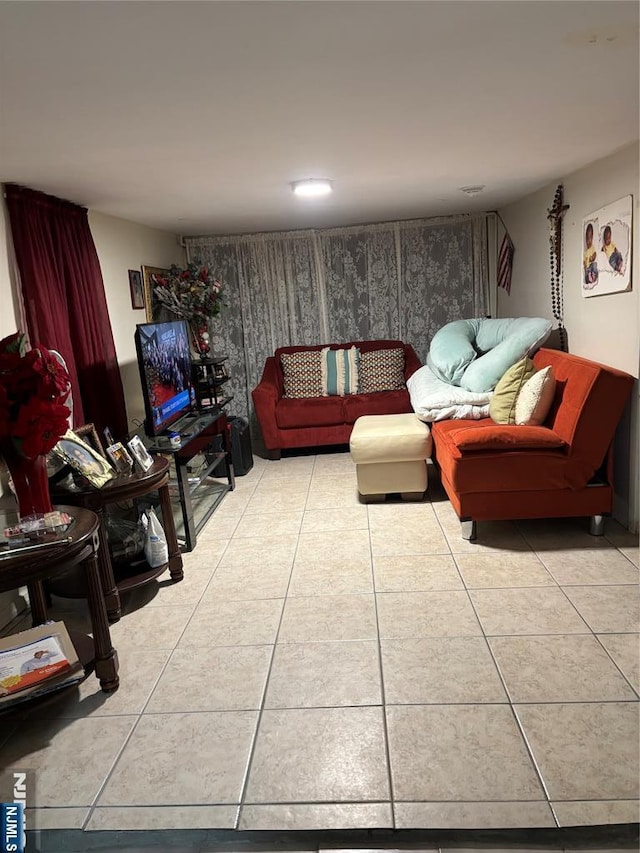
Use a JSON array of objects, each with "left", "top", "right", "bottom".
[{"left": 0, "top": 621, "right": 84, "bottom": 709}]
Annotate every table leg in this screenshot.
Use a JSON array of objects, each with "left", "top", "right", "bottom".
[
  {"left": 27, "top": 581, "right": 48, "bottom": 626},
  {"left": 84, "top": 544, "right": 119, "bottom": 693},
  {"left": 224, "top": 419, "right": 236, "bottom": 492},
  {"left": 95, "top": 507, "right": 122, "bottom": 622},
  {"left": 158, "top": 483, "right": 184, "bottom": 581}
]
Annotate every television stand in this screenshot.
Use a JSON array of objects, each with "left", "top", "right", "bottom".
[{"left": 144, "top": 410, "right": 235, "bottom": 551}]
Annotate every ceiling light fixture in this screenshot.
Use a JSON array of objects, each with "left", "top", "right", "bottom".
[
  {"left": 291, "top": 178, "right": 333, "bottom": 197},
  {"left": 459, "top": 185, "right": 486, "bottom": 196}
]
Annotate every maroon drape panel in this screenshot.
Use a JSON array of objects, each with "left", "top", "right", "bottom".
[{"left": 5, "top": 184, "right": 128, "bottom": 438}]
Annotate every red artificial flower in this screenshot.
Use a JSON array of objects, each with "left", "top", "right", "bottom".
[
  {"left": 31, "top": 347, "right": 71, "bottom": 399},
  {"left": 0, "top": 331, "right": 72, "bottom": 464},
  {"left": 12, "top": 398, "right": 71, "bottom": 458}
]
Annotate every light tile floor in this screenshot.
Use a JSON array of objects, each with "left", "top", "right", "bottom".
[{"left": 1, "top": 450, "right": 639, "bottom": 844}]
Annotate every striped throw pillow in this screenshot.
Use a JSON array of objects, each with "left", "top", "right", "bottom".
[
  {"left": 280, "top": 350, "right": 323, "bottom": 398},
  {"left": 359, "top": 347, "right": 406, "bottom": 393},
  {"left": 321, "top": 346, "right": 360, "bottom": 396}
]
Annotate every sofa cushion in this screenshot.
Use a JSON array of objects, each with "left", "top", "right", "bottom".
[
  {"left": 489, "top": 357, "right": 536, "bottom": 425},
  {"left": 515, "top": 366, "right": 556, "bottom": 426},
  {"left": 280, "top": 350, "right": 323, "bottom": 398},
  {"left": 343, "top": 390, "right": 412, "bottom": 423},
  {"left": 321, "top": 346, "right": 360, "bottom": 396},
  {"left": 432, "top": 419, "right": 569, "bottom": 492},
  {"left": 275, "top": 396, "right": 345, "bottom": 429},
  {"left": 359, "top": 348, "right": 406, "bottom": 393},
  {"left": 444, "top": 423, "right": 566, "bottom": 454}
]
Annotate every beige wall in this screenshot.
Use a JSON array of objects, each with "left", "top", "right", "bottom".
[
  {"left": 497, "top": 141, "right": 639, "bottom": 530},
  {"left": 88, "top": 211, "right": 185, "bottom": 430}
]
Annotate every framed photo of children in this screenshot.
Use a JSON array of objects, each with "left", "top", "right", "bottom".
[{"left": 582, "top": 195, "right": 632, "bottom": 298}]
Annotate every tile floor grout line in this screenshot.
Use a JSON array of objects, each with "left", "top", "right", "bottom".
[
  {"left": 509, "top": 702, "right": 562, "bottom": 829},
  {"left": 461, "top": 576, "right": 559, "bottom": 828},
  {"left": 234, "top": 453, "right": 316, "bottom": 828},
  {"left": 553, "top": 577, "right": 612, "bottom": 640},
  {"left": 367, "top": 500, "right": 396, "bottom": 829},
  {"left": 589, "top": 633, "right": 640, "bottom": 699}
]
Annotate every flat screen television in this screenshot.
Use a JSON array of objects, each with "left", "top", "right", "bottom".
[{"left": 135, "top": 319, "right": 195, "bottom": 436}]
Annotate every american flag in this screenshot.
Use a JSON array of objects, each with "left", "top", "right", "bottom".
[{"left": 497, "top": 231, "right": 514, "bottom": 294}]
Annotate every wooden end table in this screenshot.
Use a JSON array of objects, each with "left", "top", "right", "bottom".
[
  {"left": 50, "top": 456, "right": 183, "bottom": 622},
  {"left": 0, "top": 505, "right": 119, "bottom": 693}
]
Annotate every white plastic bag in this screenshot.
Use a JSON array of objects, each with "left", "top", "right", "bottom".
[{"left": 142, "top": 507, "right": 169, "bottom": 568}]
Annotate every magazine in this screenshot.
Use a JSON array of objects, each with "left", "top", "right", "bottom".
[{"left": 0, "top": 622, "right": 84, "bottom": 709}]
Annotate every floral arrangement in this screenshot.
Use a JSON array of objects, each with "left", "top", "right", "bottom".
[
  {"left": 0, "top": 332, "right": 71, "bottom": 459},
  {"left": 153, "top": 262, "right": 224, "bottom": 322}
]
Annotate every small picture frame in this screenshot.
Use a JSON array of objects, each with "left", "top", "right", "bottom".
[
  {"left": 129, "top": 269, "right": 145, "bottom": 310},
  {"left": 105, "top": 442, "right": 134, "bottom": 475},
  {"left": 52, "top": 429, "right": 114, "bottom": 488},
  {"left": 127, "top": 435, "right": 155, "bottom": 472}
]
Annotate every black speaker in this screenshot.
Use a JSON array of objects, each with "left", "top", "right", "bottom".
[{"left": 227, "top": 416, "right": 254, "bottom": 476}]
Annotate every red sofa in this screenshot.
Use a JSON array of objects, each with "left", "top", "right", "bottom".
[
  {"left": 252, "top": 340, "right": 422, "bottom": 457},
  {"left": 431, "top": 348, "right": 635, "bottom": 539}
]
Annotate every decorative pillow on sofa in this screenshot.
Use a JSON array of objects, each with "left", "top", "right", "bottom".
[
  {"left": 280, "top": 350, "right": 323, "bottom": 398},
  {"left": 321, "top": 346, "right": 360, "bottom": 396},
  {"left": 359, "top": 348, "right": 405, "bottom": 393},
  {"left": 489, "top": 357, "right": 536, "bottom": 424},
  {"left": 515, "top": 365, "right": 556, "bottom": 426}
]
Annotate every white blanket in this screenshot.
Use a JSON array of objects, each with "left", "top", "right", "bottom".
[{"left": 407, "top": 364, "right": 492, "bottom": 422}]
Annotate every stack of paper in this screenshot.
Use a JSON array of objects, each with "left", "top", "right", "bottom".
[{"left": 0, "top": 622, "right": 84, "bottom": 710}]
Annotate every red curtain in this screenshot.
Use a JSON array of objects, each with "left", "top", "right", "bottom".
[{"left": 5, "top": 184, "right": 128, "bottom": 438}]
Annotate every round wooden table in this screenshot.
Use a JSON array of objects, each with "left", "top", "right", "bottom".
[
  {"left": 51, "top": 456, "right": 183, "bottom": 622},
  {"left": 0, "top": 506, "right": 119, "bottom": 692}
]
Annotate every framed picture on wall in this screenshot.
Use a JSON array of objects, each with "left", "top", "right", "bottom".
[
  {"left": 129, "top": 269, "right": 145, "bottom": 309},
  {"left": 141, "top": 266, "right": 171, "bottom": 322},
  {"left": 581, "top": 195, "right": 632, "bottom": 298}
]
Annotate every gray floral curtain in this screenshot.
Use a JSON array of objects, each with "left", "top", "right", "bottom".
[{"left": 186, "top": 214, "right": 489, "bottom": 432}]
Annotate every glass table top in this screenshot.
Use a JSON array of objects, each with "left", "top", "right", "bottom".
[{"left": 0, "top": 509, "right": 77, "bottom": 559}]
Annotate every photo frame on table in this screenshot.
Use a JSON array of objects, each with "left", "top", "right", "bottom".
[
  {"left": 105, "top": 442, "right": 134, "bottom": 475},
  {"left": 51, "top": 429, "right": 114, "bottom": 488},
  {"left": 129, "top": 269, "right": 145, "bottom": 310},
  {"left": 141, "top": 265, "right": 171, "bottom": 322},
  {"left": 127, "top": 434, "right": 155, "bottom": 472}
]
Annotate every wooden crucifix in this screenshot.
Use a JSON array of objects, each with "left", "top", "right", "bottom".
[{"left": 547, "top": 184, "right": 570, "bottom": 352}]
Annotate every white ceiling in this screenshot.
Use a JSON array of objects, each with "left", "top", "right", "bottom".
[{"left": 1, "top": 1, "right": 638, "bottom": 236}]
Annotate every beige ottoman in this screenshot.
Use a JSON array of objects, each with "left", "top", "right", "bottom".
[{"left": 349, "top": 413, "right": 432, "bottom": 501}]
